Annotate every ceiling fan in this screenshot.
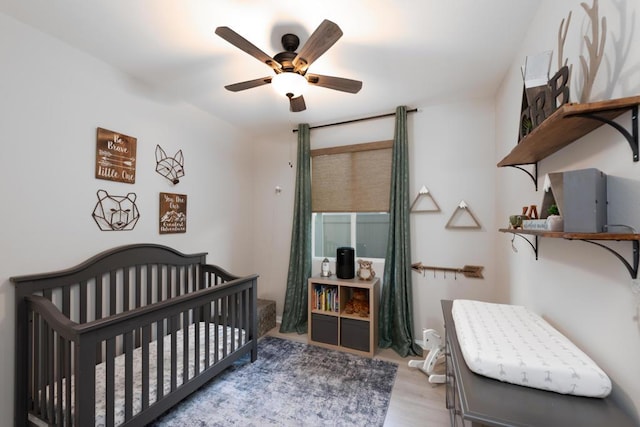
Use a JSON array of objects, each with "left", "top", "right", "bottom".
[{"left": 215, "top": 19, "right": 362, "bottom": 112}]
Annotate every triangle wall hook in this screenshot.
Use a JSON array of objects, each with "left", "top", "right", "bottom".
[
  {"left": 445, "top": 200, "right": 482, "bottom": 229},
  {"left": 410, "top": 185, "right": 441, "bottom": 213}
]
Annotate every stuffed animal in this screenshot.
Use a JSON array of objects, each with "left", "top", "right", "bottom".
[
  {"left": 357, "top": 259, "right": 375, "bottom": 281},
  {"left": 344, "top": 289, "right": 370, "bottom": 317}
]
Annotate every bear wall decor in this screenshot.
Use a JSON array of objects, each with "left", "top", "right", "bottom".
[{"left": 92, "top": 189, "right": 140, "bottom": 231}]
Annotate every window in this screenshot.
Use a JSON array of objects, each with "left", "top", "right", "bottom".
[
  {"left": 312, "top": 212, "right": 389, "bottom": 259},
  {"left": 311, "top": 140, "right": 392, "bottom": 261}
]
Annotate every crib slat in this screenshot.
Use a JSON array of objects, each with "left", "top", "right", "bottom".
[
  {"left": 64, "top": 340, "right": 72, "bottom": 427},
  {"left": 29, "top": 311, "right": 38, "bottom": 414},
  {"left": 204, "top": 304, "right": 211, "bottom": 368},
  {"left": 40, "top": 320, "right": 48, "bottom": 419},
  {"left": 242, "top": 289, "right": 249, "bottom": 346},
  {"left": 171, "top": 315, "right": 178, "bottom": 391},
  {"left": 183, "top": 310, "right": 189, "bottom": 384},
  {"left": 169, "top": 266, "right": 175, "bottom": 299},
  {"left": 135, "top": 265, "right": 142, "bottom": 308},
  {"left": 80, "top": 280, "right": 87, "bottom": 324},
  {"left": 96, "top": 276, "right": 103, "bottom": 363},
  {"left": 106, "top": 337, "right": 115, "bottom": 427},
  {"left": 147, "top": 264, "right": 153, "bottom": 305},
  {"left": 135, "top": 265, "right": 143, "bottom": 348},
  {"left": 230, "top": 294, "right": 236, "bottom": 353},
  {"left": 157, "top": 265, "right": 163, "bottom": 303},
  {"left": 55, "top": 334, "right": 62, "bottom": 426},
  {"left": 213, "top": 299, "right": 219, "bottom": 364},
  {"left": 109, "top": 270, "right": 117, "bottom": 316},
  {"left": 47, "top": 326, "right": 55, "bottom": 422},
  {"left": 141, "top": 324, "right": 150, "bottom": 410},
  {"left": 193, "top": 308, "right": 200, "bottom": 376},
  {"left": 124, "top": 330, "right": 133, "bottom": 421},
  {"left": 34, "top": 313, "right": 43, "bottom": 418},
  {"left": 123, "top": 266, "right": 130, "bottom": 313},
  {"left": 222, "top": 297, "right": 228, "bottom": 358},
  {"left": 156, "top": 320, "right": 164, "bottom": 400},
  {"left": 62, "top": 286, "right": 70, "bottom": 319},
  {"left": 177, "top": 266, "right": 183, "bottom": 296}
]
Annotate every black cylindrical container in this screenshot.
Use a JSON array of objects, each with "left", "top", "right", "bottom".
[{"left": 336, "top": 247, "right": 355, "bottom": 279}]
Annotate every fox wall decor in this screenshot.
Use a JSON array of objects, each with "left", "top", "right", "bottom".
[{"left": 155, "top": 145, "right": 185, "bottom": 185}]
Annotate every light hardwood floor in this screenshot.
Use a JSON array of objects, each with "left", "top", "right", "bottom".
[{"left": 267, "top": 326, "right": 450, "bottom": 427}]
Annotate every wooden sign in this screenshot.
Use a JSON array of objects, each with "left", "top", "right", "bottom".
[
  {"left": 159, "top": 192, "right": 187, "bottom": 234},
  {"left": 95, "top": 127, "right": 137, "bottom": 184}
]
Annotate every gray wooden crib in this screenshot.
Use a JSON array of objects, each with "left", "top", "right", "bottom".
[{"left": 11, "top": 244, "right": 258, "bottom": 427}]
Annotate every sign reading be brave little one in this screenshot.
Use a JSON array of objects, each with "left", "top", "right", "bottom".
[{"left": 95, "top": 127, "right": 137, "bottom": 184}]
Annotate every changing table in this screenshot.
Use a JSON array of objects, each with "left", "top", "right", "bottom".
[{"left": 441, "top": 299, "right": 636, "bottom": 426}]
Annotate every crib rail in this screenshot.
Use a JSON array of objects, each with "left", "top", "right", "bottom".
[
  {"left": 23, "top": 274, "right": 257, "bottom": 426},
  {"left": 12, "top": 244, "right": 258, "bottom": 427}
]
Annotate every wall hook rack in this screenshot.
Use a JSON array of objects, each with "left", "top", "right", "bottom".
[
  {"left": 411, "top": 262, "right": 484, "bottom": 279},
  {"left": 410, "top": 185, "right": 441, "bottom": 213},
  {"left": 445, "top": 200, "right": 482, "bottom": 229}
]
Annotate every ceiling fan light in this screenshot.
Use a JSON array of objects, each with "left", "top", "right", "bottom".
[{"left": 271, "top": 72, "right": 308, "bottom": 98}]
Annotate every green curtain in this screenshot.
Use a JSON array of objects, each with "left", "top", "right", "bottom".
[
  {"left": 378, "top": 106, "right": 421, "bottom": 356},
  {"left": 279, "top": 123, "right": 312, "bottom": 334}
]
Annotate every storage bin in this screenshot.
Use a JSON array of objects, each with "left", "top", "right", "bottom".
[
  {"left": 311, "top": 313, "right": 338, "bottom": 345},
  {"left": 340, "top": 318, "right": 370, "bottom": 352}
]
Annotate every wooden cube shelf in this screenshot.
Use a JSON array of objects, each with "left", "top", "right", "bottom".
[{"left": 307, "top": 276, "right": 379, "bottom": 358}]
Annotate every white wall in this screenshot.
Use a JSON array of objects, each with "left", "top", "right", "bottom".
[
  {"left": 0, "top": 14, "right": 254, "bottom": 421},
  {"left": 252, "top": 99, "right": 499, "bottom": 340},
  {"left": 495, "top": 0, "right": 640, "bottom": 418}
]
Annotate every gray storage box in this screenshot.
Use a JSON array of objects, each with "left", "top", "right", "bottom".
[
  {"left": 311, "top": 313, "right": 338, "bottom": 345},
  {"left": 563, "top": 168, "right": 607, "bottom": 232},
  {"left": 340, "top": 318, "right": 370, "bottom": 352}
]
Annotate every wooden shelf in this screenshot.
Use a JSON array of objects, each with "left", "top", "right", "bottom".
[
  {"left": 498, "top": 228, "right": 640, "bottom": 241},
  {"left": 499, "top": 228, "right": 640, "bottom": 278},
  {"left": 498, "top": 95, "right": 640, "bottom": 167}
]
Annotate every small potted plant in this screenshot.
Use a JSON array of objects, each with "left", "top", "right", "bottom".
[{"left": 546, "top": 204, "right": 563, "bottom": 231}]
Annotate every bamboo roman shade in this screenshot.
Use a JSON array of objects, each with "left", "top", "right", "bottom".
[{"left": 311, "top": 140, "right": 393, "bottom": 212}]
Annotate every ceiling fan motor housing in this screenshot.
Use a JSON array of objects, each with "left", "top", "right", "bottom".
[{"left": 274, "top": 34, "right": 301, "bottom": 73}]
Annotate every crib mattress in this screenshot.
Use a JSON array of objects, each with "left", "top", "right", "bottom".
[
  {"left": 34, "top": 323, "right": 245, "bottom": 427},
  {"left": 451, "top": 299, "right": 611, "bottom": 398}
]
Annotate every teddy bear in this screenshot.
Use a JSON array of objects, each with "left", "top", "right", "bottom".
[
  {"left": 344, "top": 289, "right": 370, "bottom": 317},
  {"left": 356, "top": 259, "right": 375, "bottom": 281}
]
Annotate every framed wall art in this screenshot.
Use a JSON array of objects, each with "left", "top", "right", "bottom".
[
  {"left": 95, "top": 127, "right": 137, "bottom": 184},
  {"left": 159, "top": 192, "right": 187, "bottom": 234}
]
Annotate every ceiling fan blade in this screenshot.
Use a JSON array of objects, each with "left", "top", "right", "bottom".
[
  {"left": 288, "top": 94, "right": 306, "bottom": 112},
  {"left": 215, "top": 26, "right": 282, "bottom": 72},
  {"left": 224, "top": 76, "right": 272, "bottom": 92},
  {"left": 292, "top": 19, "right": 343, "bottom": 73},
  {"left": 306, "top": 74, "right": 362, "bottom": 93}
]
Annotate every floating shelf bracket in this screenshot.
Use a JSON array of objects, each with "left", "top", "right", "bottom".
[
  {"left": 506, "top": 163, "right": 538, "bottom": 190},
  {"left": 508, "top": 232, "right": 539, "bottom": 260},
  {"left": 579, "top": 105, "right": 639, "bottom": 162},
  {"left": 575, "top": 239, "right": 639, "bottom": 279}
]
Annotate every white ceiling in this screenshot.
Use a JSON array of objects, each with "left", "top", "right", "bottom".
[{"left": 1, "top": 0, "right": 541, "bottom": 134}]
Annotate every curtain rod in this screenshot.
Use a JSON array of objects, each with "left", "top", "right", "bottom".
[{"left": 292, "top": 108, "right": 418, "bottom": 133}]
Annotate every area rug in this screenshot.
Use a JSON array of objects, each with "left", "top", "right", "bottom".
[{"left": 151, "top": 336, "right": 398, "bottom": 427}]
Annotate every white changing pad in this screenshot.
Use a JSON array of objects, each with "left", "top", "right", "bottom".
[{"left": 451, "top": 299, "right": 611, "bottom": 398}]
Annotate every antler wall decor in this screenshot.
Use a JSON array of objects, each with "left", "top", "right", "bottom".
[
  {"left": 411, "top": 262, "right": 484, "bottom": 279},
  {"left": 579, "top": 0, "right": 607, "bottom": 102}
]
